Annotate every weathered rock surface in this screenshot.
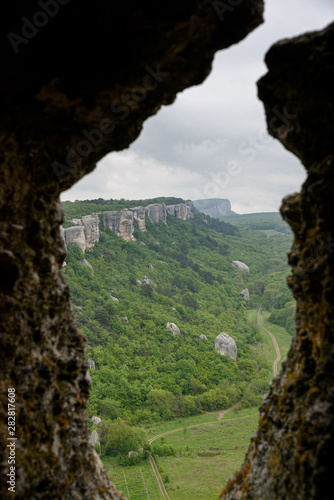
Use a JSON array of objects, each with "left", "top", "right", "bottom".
[
  {"left": 91, "top": 430, "right": 99, "bottom": 447},
  {"left": 193, "top": 198, "right": 235, "bottom": 217},
  {"left": 87, "top": 359, "right": 96, "bottom": 370},
  {"left": 62, "top": 214, "right": 100, "bottom": 253},
  {"left": 231, "top": 260, "right": 250, "bottom": 273},
  {"left": 81, "top": 215, "right": 100, "bottom": 250},
  {"left": 0, "top": 2, "right": 264, "bottom": 499},
  {"left": 64, "top": 225, "right": 86, "bottom": 253},
  {"left": 200, "top": 334, "right": 208, "bottom": 341},
  {"left": 131, "top": 206, "right": 146, "bottom": 232},
  {"left": 166, "top": 322, "right": 181, "bottom": 336},
  {"left": 167, "top": 201, "right": 194, "bottom": 220},
  {"left": 136, "top": 280, "right": 142, "bottom": 285},
  {"left": 215, "top": 333, "right": 237, "bottom": 360},
  {"left": 142, "top": 276, "right": 153, "bottom": 285},
  {"left": 91, "top": 416, "right": 101, "bottom": 426},
  {"left": 219, "top": 21, "right": 334, "bottom": 500},
  {"left": 240, "top": 288, "right": 250, "bottom": 302},
  {"left": 122, "top": 317, "right": 129, "bottom": 324},
  {"left": 146, "top": 203, "right": 167, "bottom": 224},
  {"left": 110, "top": 296, "right": 119, "bottom": 303},
  {"left": 103, "top": 210, "right": 136, "bottom": 241}
]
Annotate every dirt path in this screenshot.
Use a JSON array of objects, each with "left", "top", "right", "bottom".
[
  {"left": 257, "top": 304, "right": 281, "bottom": 377},
  {"left": 149, "top": 455, "right": 170, "bottom": 500}
]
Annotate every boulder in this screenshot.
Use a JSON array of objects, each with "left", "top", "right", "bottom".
[
  {"left": 110, "top": 296, "right": 119, "bottom": 303},
  {"left": 90, "top": 430, "right": 99, "bottom": 447},
  {"left": 200, "top": 334, "right": 208, "bottom": 341},
  {"left": 123, "top": 317, "right": 129, "bottom": 324},
  {"left": 79, "top": 259, "right": 94, "bottom": 274},
  {"left": 149, "top": 264, "right": 154, "bottom": 270},
  {"left": 231, "top": 260, "right": 250, "bottom": 274},
  {"left": 166, "top": 322, "right": 180, "bottom": 336},
  {"left": 127, "top": 451, "right": 138, "bottom": 458},
  {"left": 91, "top": 416, "right": 101, "bottom": 426},
  {"left": 87, "top": 359, "right": 95, "bottom": 370},
  {"left": 142, "top": 276, "right": 153, "bottom": 285},
  {"left": 240, "top": 288, "right": 250, "bottom": 302},
  {"left": 140, "top": 241, "right": 146, "bottom": 246},
  {"left": 215, "top": 332, "right": 237, "bottom": 360},
  {"left": 136, "top": 280, "right": 142, "bottom": 285}
]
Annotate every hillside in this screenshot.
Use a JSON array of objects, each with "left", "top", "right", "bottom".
[{"left": 61, "top": 198, "right": 295, "bottom": 430}]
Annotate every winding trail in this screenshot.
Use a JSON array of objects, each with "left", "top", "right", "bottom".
[{"left": 257, "top": 304, "right": 281, "bottom": 377}]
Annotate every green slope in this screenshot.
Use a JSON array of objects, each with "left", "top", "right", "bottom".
[{"left": 62, "top": 198, "right": 295, "bottom": 432}]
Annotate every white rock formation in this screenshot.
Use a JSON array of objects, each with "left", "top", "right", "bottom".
[
  {"left": 200, "top": 334, "right": 208, "bottom": 341},
  {"left": 240, "top": 288, "right": 250, "bottom": 301},
  {"left": 103, "top": 210, "right": 135, "bottom": 241},
  {"left": 231, "top": 260, "right": 250, "bottom": 274},
  {"left": 79, "top": 258, "right": 94, "bottom": 274},
  {"left": 131, "top": 206, "right": 146, "bottom": 232},
  {"left": 90, "top": 430, "right": 99, "bottom": 446},
  {"left": 91, "top": 416, "right": 101, "bottom": 425},
  {"left": 146, "top": 203, "right": 167, "bottom": 224},
  {"left": 87, "top": 359, "right": 95, "bottom": 370},
  {"left": 215, "top": 332, "right": 237, "bottom": 360},
  {"left": 110, "top": 296, "right": 119, "bottom": 302},
  {"left": 142, "top": 276, "right": 153, "bottom": 285},
  {"left": 166, "top": 322, "right": 180, "bottom": 336},
  {"left": 64, "top": 226, "right": 86, "bottom": 253}
]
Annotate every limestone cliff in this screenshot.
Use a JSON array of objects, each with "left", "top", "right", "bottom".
[
  {"left": 193, "top": 198, "right": 235, "bottom": 217},
  {"left": 103, "top": 210, "right": 136, "bottom": 241},
  {"left": 63, "top": 214, "right": 100, "bottom": 253}
]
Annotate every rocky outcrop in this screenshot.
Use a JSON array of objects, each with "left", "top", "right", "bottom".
[
  {"left": 64, "top": 225, "right": 86, "bottom": 253},
  {"left": 63, "top": 214, "right": 100, "bottom": 253},
  {"left": 131, "top": 206, "right": 146, "bottom": 232},
  {"left": 193, "top": 198, "right": 235, "bottom": 217},
  {"left": 142, "top": 276, "right": 153, "bottom": 285},
  {"left": 240, "top": 288, "right": 250, "bottom": 302},
  {"left": 231, "top": 260, "right": 250, "bottom": 274},
  {"left": 91, "top": 416, "right": 101, "bottom": 426},
  {"left": 90, "top": 430, "right": 99, "bottom": 447},
  {"left": 166, "top": 322, "right": 181, "bottom": 336},
  {"left": 219, "top": 22, "right": 334, "bottom": 500},
  {"left": 103, "top": 210, "right": 136, "bottom": 241},
  {"left": 0, "top": 1, "right": 265, "bottom": 499},
  {"left": 215, "top": 333, "right": 237, "bottom": 360},
  {"left": 101, "top": 201, "right": 193, "bottom": 241},
  {"left": 110, "top": 296, "right": 119, "bottom": 303},
  {"left": 146, "top": 203, "right": 167, "bottom": 223},
  {"left": 200, "top": 334, "right": 208, "bottom": 341},
  {"left": 87, "top": 359, "right": 96, "bottom": 370},
  {"left": 166, "top": 201, "right": 194, "bottom": 220}
]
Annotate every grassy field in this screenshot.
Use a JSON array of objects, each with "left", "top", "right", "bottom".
[
  {"left": 103, "top": 407, "right": 259, "bottom": 499},
  {"left": 102, "top": 310, "right": 291, "bottom": 499},
  {"left": 246, "top": 309, "right": 292, "bottom": 373},
  {"left": 103, "top": 455, "right": 166, "bottom": 499}
]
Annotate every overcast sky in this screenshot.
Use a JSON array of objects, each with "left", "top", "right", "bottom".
[{"left": 62, "top": 0, "right": 334, "bottom": 214}]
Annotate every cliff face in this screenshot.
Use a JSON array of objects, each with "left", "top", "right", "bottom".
[
  {"left": 193, "top": 198, "right": 234, "bottom": 217},
  {"left": 219, "top": 22, "right": 334, "bottom": 500},
  {"left": 64, "top": 214, "right": 100, "bottom": 252}
]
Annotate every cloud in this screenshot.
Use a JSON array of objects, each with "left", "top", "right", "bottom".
[{"left": 62, "top": 0, "right": 334, "bottom": 213}]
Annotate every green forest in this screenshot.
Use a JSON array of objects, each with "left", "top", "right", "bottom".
[{"left": 62, "top": 198, "right": 295, "bottom": 458}]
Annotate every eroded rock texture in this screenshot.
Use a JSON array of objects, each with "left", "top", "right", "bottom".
[
  {"left": 0, "top": 1, "right": 263, "bottom": 499},
  {"left": 219, "top": 22, "right": 334, "bottom": 500}
]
